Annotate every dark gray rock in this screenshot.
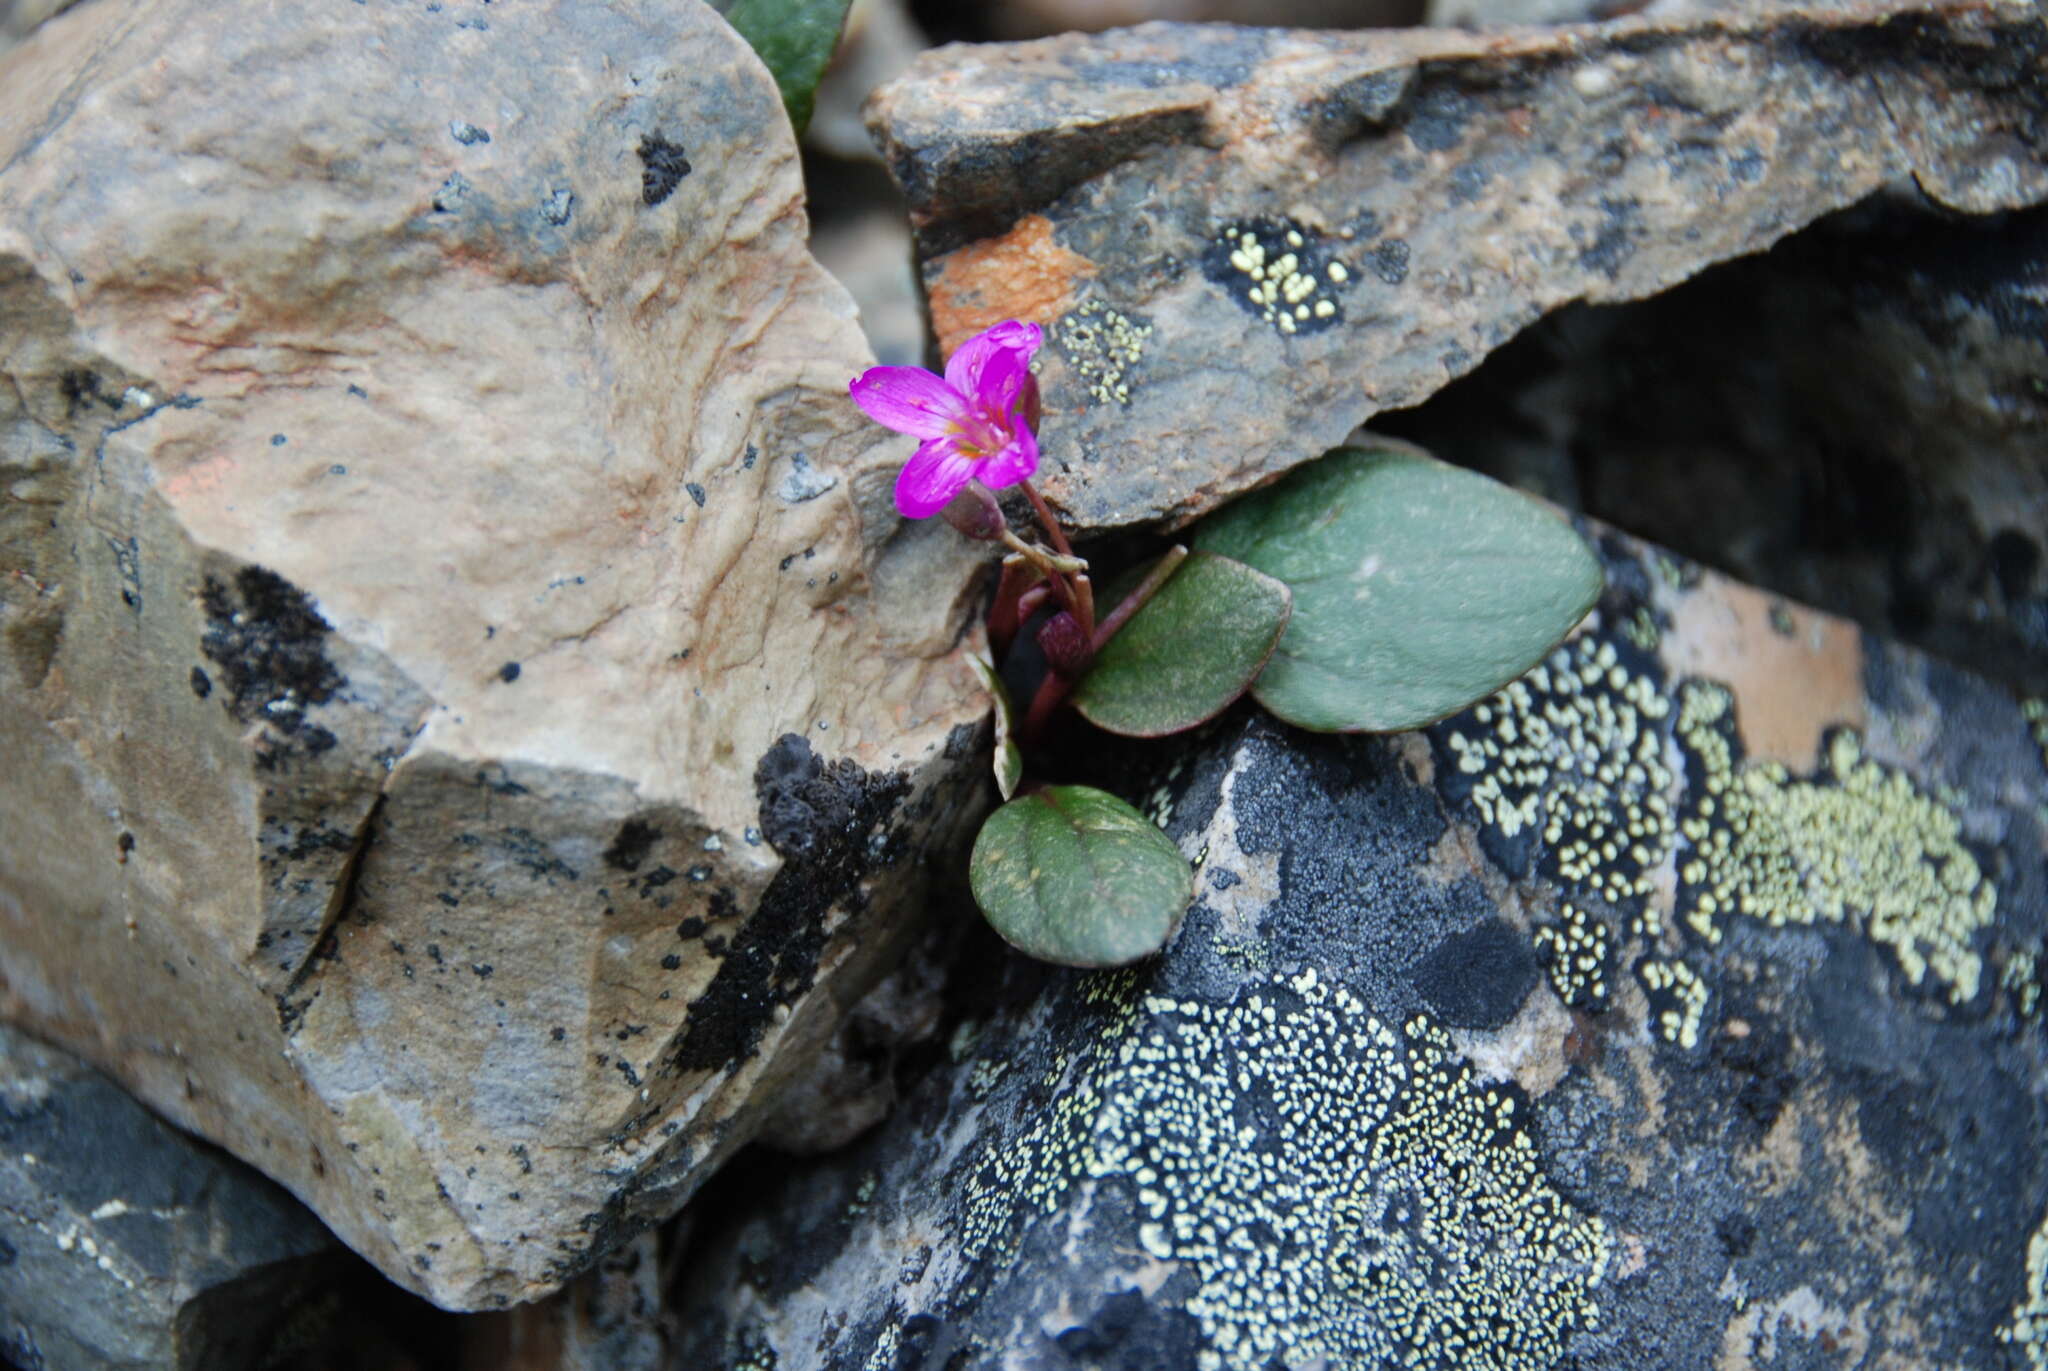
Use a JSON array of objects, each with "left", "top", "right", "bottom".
[
  {"left": 670, "top": 530, "right": 2048, "bottom": 1370},
  {"left": 867, "top": 0, "right": 2048, "bottom": 532},
  {"left": 0, "top": 1024, "right": 343, "bottom": 1371}
]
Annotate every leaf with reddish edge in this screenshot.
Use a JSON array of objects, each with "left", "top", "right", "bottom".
[
  {"left": 1193, "top": 440, "right": 1602, "bottom": 733},
  {"left": 1073, "top": 551, "right": 1292, "bottom": 738},
  {"left": 969, "top": 786, "right": 1192, "bottom": 968}
]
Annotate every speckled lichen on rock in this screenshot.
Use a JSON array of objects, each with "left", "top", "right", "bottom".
[
  {"left": 1204, "top": 219, "right": 1349, "bottom": 338},
  {"left": 1535, "top": 903, "right": 1614, "bottom": 1011},
  {"left": 1437, "top": 634, "right": 1675, "bottom": 921},
  {"left": 1056, "top": 299, "right": 1153, "bottom": 406},
  {"left": 957, "top": 967, "right": 1611, "bottom": 1370},
  {"left": 1673, "top": 682, "right": 1994, "bottom": 1004},
  {"left": 2000, "top": 1208, "right": 2048, "bottom": 1371},
  {"left": 1637, "top": 956, "right": 1709, "bottom": 1049}
]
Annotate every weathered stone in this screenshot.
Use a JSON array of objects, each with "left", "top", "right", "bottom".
[
  {"left": 1388, "top": 196, "right": 2048, "bottom": 697},
  {"left": 0, "top": 0, "right": 987, "bottom": 1309},
  {"left": 866, "top": 0, "right": 2048, "bottom": 530},
  {"left": 0, "top": 1023, "right": 345, "bottom": 1371},
  {"left": 671, "top": 525, "right": 2048, "bottom": 1369}
]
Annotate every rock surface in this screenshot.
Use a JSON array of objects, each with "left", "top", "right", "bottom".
[
  {"left": 0, "top": 1023, "right": 344, "bottom": 1371},
  {"left": 459, "top": 1230, "right": 676, "bottom": 1371},
  {"left": 1389, "top": 196, "right": 2048, "bottom": 698},
  {"left": 0, "top": 0, "right": 987, "bottom": 1309},
  {"left": 867, "top": 0, "right": 2048, "bottom": 530},
  {"left": 671, "top": 525, "right": 2048, "bottom": 1369}
]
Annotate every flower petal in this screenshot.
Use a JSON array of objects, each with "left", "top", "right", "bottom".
[
  {"left": 851, "top": 367, "right": 971, "bottom": 440},
  {"left": 944, "top": 321, "right": 1042, "bottom": 416},
  {"left": 895, "top": 437, "right": 980, "bottom": 519},
  {"left": 975, "top": 423, "right": 1040, "bottom": 492}
]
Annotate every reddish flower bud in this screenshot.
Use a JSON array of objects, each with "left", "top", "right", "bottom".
[
  {"left": 1036, "top": 609, "right": 1094, "bottom": 677},
  {"left": 939, "top": 481, "right": 1007, "bottom": 542}
]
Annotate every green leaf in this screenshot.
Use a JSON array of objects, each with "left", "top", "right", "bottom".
[
  {"left": 969, "top": 786, "right": 1193, "bottom": 968},
  {"left": 971, "top": 654, "right": 1023, "bottom": 801},
  {"left": 1073, "top": 551, "right": 1292, "bottom": 738},
  {"left": 720, "top": 0, "right": 855, "bottom": 134},
  {"left": 1194, "top": 441, "right": 1602, "bottom": 732}
]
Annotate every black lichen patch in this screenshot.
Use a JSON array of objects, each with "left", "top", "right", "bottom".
[
  {"left": 199, "top": 566, "right": 346, "bottom": 767},
  {"left": 664, "top": 735, "right": 910, "bottom": 1075},
  {"left": 1409, "top": 917, "right": 1538, "bottom": 1029},
  {"left": 604, "top": 819, "right": 659, "bottom": 872},
  {"left": 1399, "top": 80, "right": 1474, "bottom": 153},
  {"left": 497, "top": 661, "right": 521, "bottom": 683},
  {"left": 637, "top": 134, "right": 691, "bottom": 207},
  {"left": 189, "top": 666, "right": 211, "bottom": 700}
]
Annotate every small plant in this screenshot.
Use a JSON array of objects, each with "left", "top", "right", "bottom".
[{"left": 852, "top": 321, "right": 1602, "bottom": 968}]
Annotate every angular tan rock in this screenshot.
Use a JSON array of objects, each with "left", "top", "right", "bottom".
[
  {"left": 866, "top": 0, "right": 2048, "bottom": 530},
  {"left": 0, "top": 0, "right": 987, "bottom": 1310}
]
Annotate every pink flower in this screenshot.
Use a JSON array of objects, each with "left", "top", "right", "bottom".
[{"left": 850, "top": 321, "right": 1043, "bottom": 519}]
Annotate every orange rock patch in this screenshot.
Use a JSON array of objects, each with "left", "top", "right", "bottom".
[
  {"left": 1658, "top": 579, "right": 1866, "bottom": 769},
  {"left": 927, "top": 215, "right": 1097, "bottom": 356}
]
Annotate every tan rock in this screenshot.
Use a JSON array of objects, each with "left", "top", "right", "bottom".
[{"left": 0, "top": 0, "right": 987, "bottom": 1310}]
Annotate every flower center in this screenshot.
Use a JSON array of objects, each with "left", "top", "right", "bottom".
[{"left": 952, "top": 405, "right": 1009, "bottom": 461}]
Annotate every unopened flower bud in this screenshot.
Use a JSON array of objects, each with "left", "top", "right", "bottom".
[
  {"left": 1036, "top": 610, "right": 1094, "bottom": 677},
  {"left": 940, "top": 481, "right": 1007, "bottom": 541}
]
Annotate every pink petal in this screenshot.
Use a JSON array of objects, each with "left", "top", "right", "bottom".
[
  {"left": 850, "top": 367, "right": 971, "bottom": 440},
  {"left": 895, "top": 437, "right": 980, "bottom": 518},
  {"left": 975, "top": 423, "right": 1039, "bottom": 492},
  {"left": 943, "top": 321, "right": 1042, "bottom": 416}
]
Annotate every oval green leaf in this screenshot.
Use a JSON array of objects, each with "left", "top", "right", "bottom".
[
  {"left": 969, "top": 786, "right": 1193, "bottom": 968},
  {"left": 1073, "top": 551, "right": 1292, "bottom": 738},
  {"left": 1194, "top": 441, "right": 1602, "bottom": 732}
]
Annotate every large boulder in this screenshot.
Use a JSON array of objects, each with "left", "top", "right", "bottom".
[
  {"left": 866, "top": 0, "right": 2048, "bottom": 530},
  {"left": 672, "top": 528, "right": 2048, "bottom": 1369},
  {"left": 0, "top": 0, "right": 987, "bottom": 1309}
]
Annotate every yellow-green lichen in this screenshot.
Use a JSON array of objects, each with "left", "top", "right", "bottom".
[
  {"left": 1535, "top": 903, "right": 1613, "bottom": 1011},
  {"left": 1674, "top": 682, "right": 1993, "bottom": 1004},
  {"left": 1214, "top": 223, "right": 1347, "bottom": 337},
  {"left": 2024, "top": 698, "right": 2048, "bottom": 776},
  {"left": 2003, "top": 948, "right": 2042, "bottom": 1021},
  {"left": 1620, "top": 605, "right": 1660, "bottom": 652},
  {"left": 959, "top": 968, "right": 1610, "bottom": 1369},
  {"left": 1058, "top": 299, "right": 1153, "bottom": 406},
  {"left": 1999, "top": 1208, "right": 2048, "bottom": 1371},
  {"left": 1638, "top": 957, "right": 1709, "bottom": 1049},
  {"left": 1442, "top": 636, "right": 1676, "bottom": 911}
]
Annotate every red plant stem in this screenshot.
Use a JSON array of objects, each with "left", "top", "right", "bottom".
[
  {"left": 1072, "top": 572, "right": 1096, "bottom": 643},
  {"left": 1020, "top": 480, "right": 1075, "bottom": 560},
  {"left": 1019, "top": 667, "right": 1076, "bottom": 743},
  {"left": 987, "top": 557, "right": 1037, "bottom": 658},
  {"left": 1015, "top": 583, "right": 1053, "bottom": 623},
  {"left": 1092, "top": 545, "right": 1188, "bottom": 651}
]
